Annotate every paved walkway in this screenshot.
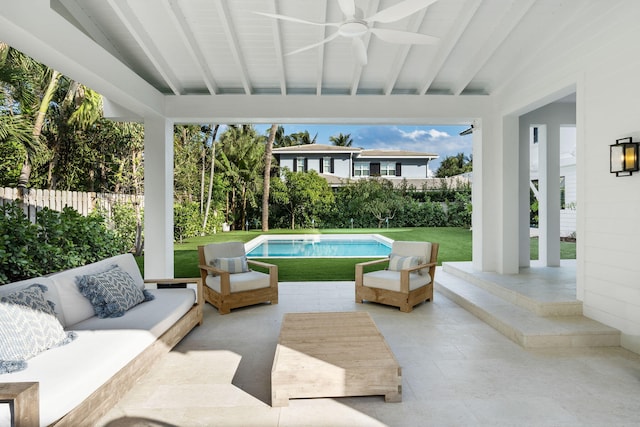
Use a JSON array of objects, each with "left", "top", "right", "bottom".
[{"left": 98, "top": 281, "right": 640, "bottom": 426}]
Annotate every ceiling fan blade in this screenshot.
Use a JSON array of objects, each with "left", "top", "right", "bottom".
[
  {"left": 337, "top": 0, "right": 356, "bottom": 18},
  {"left": 370, "top": 28, "right": 439, "bottom": 44},
  {"left": 285, "top": 32, "right": 341, "bottom": 56},
  {"left": 368, "top": 0, "right": 439, "bottom": 23},
  {"left": 254, "top": 12, "right": 337, "bottom": 27},
  {"left": 352, "top": 37, "right": 368, "bottom": 65}
]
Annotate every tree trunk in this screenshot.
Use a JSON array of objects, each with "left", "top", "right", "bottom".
[
  {"left": 21, "top": 69, "right": 62, "bottom": 191},
  {"left": 262, "top": 124, "right": 277, "bottom": 231},
  {"left": 240, "top": 183, "right": 247, "bottom": 230},
  {"left": 132, "top": 149, "right": 144, "bottom": 256},
  {"left": 202, "top": 124, "right": 219, "bottom": 234},
  {"left": 200, "top": 141, "right": 205, "bottom": 214}
]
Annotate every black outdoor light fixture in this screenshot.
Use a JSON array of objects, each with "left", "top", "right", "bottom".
[{"left": 610, "top": 137, "right": 639, "bottom": 177}]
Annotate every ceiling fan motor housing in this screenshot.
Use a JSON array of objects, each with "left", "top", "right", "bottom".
[{"left": 339, "top": 20, "right": 369, "bottom": 37}]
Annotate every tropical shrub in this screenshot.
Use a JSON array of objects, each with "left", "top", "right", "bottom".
[{"left": 0, "top": 202, "right": 122, "bottom": 284}]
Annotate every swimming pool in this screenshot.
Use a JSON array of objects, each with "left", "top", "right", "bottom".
[{"left": 245, "top": 234, "right": 392, "bottom": 258}]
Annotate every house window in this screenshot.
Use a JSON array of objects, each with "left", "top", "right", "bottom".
[
  {"left": 323, "top": 157, "right": 331, "bottom": 174},
  {"left": 533, "top": 127, "right": 539, "bottom": 144},
  {"left": 354, "top": 162, "right": 369, "bottom": 177},
  {"left": 560, "top": 176, "right": 565, "bottom": 209},
  {"left": 380, "top": 162, "right": 396, "bottom": 176},
  {"left": 296, "top": 157, "right": 305, "bottom": 172}
]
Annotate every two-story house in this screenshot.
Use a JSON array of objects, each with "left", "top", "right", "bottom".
[{"left": 272, "top": 144, "right": 439, "bottom": 188}]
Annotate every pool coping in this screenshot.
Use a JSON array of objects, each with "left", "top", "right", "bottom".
[{"left": 244, "top": 234, "right": 393, "bottom": 258}]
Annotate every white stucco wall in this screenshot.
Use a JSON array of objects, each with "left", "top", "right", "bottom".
[{"left": 495, "top": 1, "right": 640, "bottom": 353}]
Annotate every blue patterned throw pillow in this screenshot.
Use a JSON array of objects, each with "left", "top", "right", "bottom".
[
  {"left": 77, "top": 265, "right": 155, "bottom": 319},
  {"left": 213, "top": 256, "right": 249, "bottom": 274},
  {"left": 388, "top": 253, "right": 423, "bottom": 273},
  {"left": 0, "top": 284, "right": 76, "bottom": 374}
]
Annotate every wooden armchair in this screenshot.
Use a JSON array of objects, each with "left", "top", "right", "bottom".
[
  {"left": 355, "top": 241, "right": 439, "bottom": 313},
  {"left": 198, "top": 242, "right": 278, "bottom": 314}
]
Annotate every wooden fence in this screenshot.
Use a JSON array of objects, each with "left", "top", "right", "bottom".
[{"left": 0, "top": 187, "right": 143, "bottom": 223}]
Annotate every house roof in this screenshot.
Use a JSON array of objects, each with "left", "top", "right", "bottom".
[
  {"left": 272, "top": 144, "right": 437, "bottom": 158},
  {"left": 359, "top": 149, "right": 438, "bottom": 159},
  {"left": 272, "top": 144, "right": 361, "bottom": 154}
]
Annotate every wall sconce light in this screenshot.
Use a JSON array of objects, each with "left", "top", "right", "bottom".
[{"left": 610, "top": 137, "right": 639, "bottom": 177}]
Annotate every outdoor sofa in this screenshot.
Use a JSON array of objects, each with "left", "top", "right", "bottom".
[{"left": 0, "top": 253, "right": 203, "bottom": 426}]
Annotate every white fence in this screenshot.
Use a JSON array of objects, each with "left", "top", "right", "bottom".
[{"left": 0, "top": 187, "right": 143, "bottom": 223}]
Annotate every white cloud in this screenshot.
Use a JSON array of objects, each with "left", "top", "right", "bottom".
[{"left": 398, "top": 128, "right": 450, "bottom": 140}]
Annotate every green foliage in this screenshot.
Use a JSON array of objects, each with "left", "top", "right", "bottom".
[
  {"left": 435, "top": 152, "right": 472, "bottom": 178},
  {"left": 0, "top": 202, "right": 41, "bottom": 283},
  {"left": 446, "top": 191, "right": 472, "bottom": 228},
  {"left": 0, "top": 202, "right": 123, "bottom": 284},
  {"left": 174, "top": 201, "right": 223, "bottom": 242},
  {"left": 109, "top": 202, "right": 142, "bottom": 253},
  {"left": 174, "top": 201, "right": 202, "bottom": 242},
  {"left": 271, "top": 169, "right": 334, "bottom": 229},
  {"left": 0, "top": 138, "right": 25, "bottom": 186},
  {"left": 397, "top": 199, "right": 447, "bottom": 227}
]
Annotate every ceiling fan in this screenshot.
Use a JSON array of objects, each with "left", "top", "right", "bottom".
[{"left": 257, "top": 0, "right": 439, "bottom": 65}]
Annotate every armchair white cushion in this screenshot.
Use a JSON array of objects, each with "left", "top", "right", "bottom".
[
  {"left": 198, "top": 242, "right": 278, "bottom": 314},
  {"left": 356, "top": 241, "right": 438, "bottom": 313}
]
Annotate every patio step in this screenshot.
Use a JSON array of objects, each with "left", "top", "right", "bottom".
[
  {"left": 442, "top": 262, "right": 583, "bottom": 316},
  {"left": 434, "top": 265, "right": 620, "bottom": 349}
]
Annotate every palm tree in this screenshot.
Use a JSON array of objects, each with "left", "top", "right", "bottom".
[
  {"left": 0, "top": 43, "right": 50, "bottom": 190},
  {"left": 329, "top": 132, "right": 353, "bottom": 147},
  {"left": 290, "top": 130, "right": 317, "bottom": 145},
  {"left": 202, "top": 124, "right": 219, "bottom": 233},
  {"left": 1, "top": 43, "right": 104, "bottom": 191},
  {"left": 217, "top": 125, "right": 265, "bottom": 229},
  {"left": 274, "top": 125, "right": 293, "bottom": 148},
  {"left": 262, "top": 124, "right": 277, "bottom": 231}
]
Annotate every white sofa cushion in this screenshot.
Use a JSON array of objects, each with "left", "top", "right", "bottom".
[
  {"left": 48, "top": 254, "right": 144, "bottom": 327},
  {"left": 363, "top": 270, "right": 431, "bottom": 291},
  {"left": 0, "top": 329, "right": 155, "bottom": 426},
  {"left": 70, "top": 288, "right": 195, "bottom": 338},
  {"left": 205, "top": 270, "right": 270, "bottom": 293}
]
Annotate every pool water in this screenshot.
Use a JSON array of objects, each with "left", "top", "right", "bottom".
[{"left": 246, "top": 238, "right": 391, "bottom": 258}]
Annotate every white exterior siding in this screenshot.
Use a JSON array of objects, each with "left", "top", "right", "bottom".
[
  {"left": 496, "top": 2, "right": 640, "bottom": 354},
  {"left": 274, "top": 147, "right": 434, "bottom": 180}
]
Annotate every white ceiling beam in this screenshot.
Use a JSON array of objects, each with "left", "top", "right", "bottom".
[
  {"left": 214, "top": 0, "right": 252, "bottom": 95},
  {"left": 316, "top": 1, "right": 329, "bottom": 95},
  {"left": 166, "top": 0, "right": 218, "bottom": 95},
  {"left": 418, "top": 0, "right": 481, "bottom": 95},
  {"left": 350, "top": 0, "right": 380, "bottom": 96},
  {"left": 450, "top": 0, "right": 536, "bottom": 96},
  {"left": 166, "top": 94, "right": 489, "bottom": 124},
  {"left": 106, "top": 0, "right": 182, "bottom": 95},
  {"left": 56, "top": 0, "right": 122, "bottom": 62},
  {"left": 383, "top": 8, "right": 428, "bottom": 95},
  {"left": 0, "top": 1, "right": 163, "bottom": 117},
  {"left": 267, "top": 0, "right": 287, "bottom": 95}
]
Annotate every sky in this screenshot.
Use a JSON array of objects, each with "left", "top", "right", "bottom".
[{"left": 253, "top": 124, "right": 473, "bottom": 173}]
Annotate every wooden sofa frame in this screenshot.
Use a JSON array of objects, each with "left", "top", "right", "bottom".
[
  {"left": 0, "top": 278, "right": 203, "bottom": 427},
  {"left": 198, "top": 246, "right": 278, "bottom": 315},
  {"left": 355, "top": 243, "right": 439, "bottom": 313}
]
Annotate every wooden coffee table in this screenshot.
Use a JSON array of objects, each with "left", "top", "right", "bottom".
[{"left": 271, "top": 312, "right": 402, "bottom": 407}]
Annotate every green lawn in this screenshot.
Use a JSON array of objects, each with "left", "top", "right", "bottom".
[{"left": 138, "top": 227, "right": 576, "bottom": 281}]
